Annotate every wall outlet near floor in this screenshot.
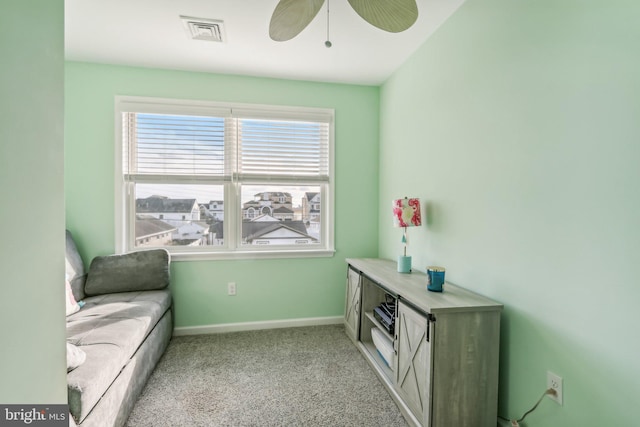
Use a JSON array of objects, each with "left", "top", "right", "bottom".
[
  {"left": 228, "top": 282, "right": 236, "bottom": 296},
  {"left": 547, "top": 371, "right": 563, "bottom": 405}
]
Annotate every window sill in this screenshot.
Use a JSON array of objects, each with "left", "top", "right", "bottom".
[{"left": 168, "top": 248, "right": 336, "bottom": 262}]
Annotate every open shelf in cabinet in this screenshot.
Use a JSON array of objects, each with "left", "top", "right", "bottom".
[
  {"left": 361, "top": 340, "right": 394, "bottom": 380},
  {"left": 358, "top": 274, "right": 397, "bottom": 383},
  {"left": 364, "top": 311, "right": 393, "bottom": 341}
]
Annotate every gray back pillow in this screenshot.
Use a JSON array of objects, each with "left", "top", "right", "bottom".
[
  {"left": 84, "top": 249, "right": 170, "bottom": 296},
  {"left": 65, "top": 230, "right": 87, "bottom": 301}
]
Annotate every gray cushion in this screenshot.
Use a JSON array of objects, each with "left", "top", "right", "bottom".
[
  {"left": 66, "top": 289, "right": 172, "bottom": 423},
  {"left": 65, "top": 230, "right": 86, "bottom": 301},
  {"left": 84, "top": 249, "right": 170, "bottom": 296}
]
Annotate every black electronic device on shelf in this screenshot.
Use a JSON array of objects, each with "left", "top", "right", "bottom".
[{"left": 373, "top": 294, "right": 396, "bottom": 334}]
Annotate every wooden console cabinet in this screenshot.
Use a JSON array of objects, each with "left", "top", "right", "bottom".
[{"left": 345, "top": 258, "right": 502, "bottom": 427}]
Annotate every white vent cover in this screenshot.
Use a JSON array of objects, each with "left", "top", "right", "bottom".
[{"left": 180, "top": 16, "right": 225, "bottom": 42}]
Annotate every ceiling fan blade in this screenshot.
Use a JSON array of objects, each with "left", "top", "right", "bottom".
[
  {"left": 269, "top": 0, "right": 326, "bottom": 42},
  {"left": 347, "top": 0, "right": 418, "bottom": 33}
]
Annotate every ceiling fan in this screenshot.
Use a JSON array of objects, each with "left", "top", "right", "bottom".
[{"left": 269, "top": 0, "right": 419, "bottom": 43}]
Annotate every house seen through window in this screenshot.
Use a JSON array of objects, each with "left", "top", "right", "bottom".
[{"left": 116, "top": 97, "right": 334, "bottom": 259}]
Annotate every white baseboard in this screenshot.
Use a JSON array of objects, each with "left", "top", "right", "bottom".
[{"left": 173, "top": 315, "right": 344, "bottom": 336}]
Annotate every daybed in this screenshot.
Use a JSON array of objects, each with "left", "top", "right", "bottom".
[{"left": 65, "top": 231, "right": 173, "bottom": 427}]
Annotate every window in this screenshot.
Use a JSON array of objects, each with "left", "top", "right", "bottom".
[{"left": 115, "top": 96, "right": 334, "bottom": 260}]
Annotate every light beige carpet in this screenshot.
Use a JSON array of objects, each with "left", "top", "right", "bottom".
[{"left": 126, "top": 324, "right": 408, "bottom": 426}]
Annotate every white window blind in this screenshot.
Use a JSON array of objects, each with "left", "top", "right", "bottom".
[
  {"left": 236, "top": 118, "right": 330, "bottom": 182},
  {"left": 123, "top": 112, "right": 330, "bottom": 183},
  {"left": 123, "top": 113, "right": 229, "bottom": 181}
]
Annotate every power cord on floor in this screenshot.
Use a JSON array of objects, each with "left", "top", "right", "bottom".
[{"left": 498, "top": 388, "right": 556, "bottom": 426}]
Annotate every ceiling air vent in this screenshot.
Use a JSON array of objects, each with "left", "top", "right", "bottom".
[{"left": 180, "top": 16, "right": 226, "bottom": 42}]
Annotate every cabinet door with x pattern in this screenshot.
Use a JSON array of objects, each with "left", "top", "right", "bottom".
[
  {"left": 395, "top": 300, "right": 432, "bottom": 424},
  {"left": 344, "top": 267, "right": 362, "bottom": 341}
]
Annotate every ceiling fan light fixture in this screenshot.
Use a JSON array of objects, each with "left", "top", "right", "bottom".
[
  {"left": 269, "top": 0, "right": 418, "bottom": 43},
  {"left": 325, "top": 0, "right": 332, "bottom": 47}
]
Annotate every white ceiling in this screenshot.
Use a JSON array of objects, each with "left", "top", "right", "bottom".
[{"left": 65, "top": 0, "right": 464, "bottom": 86}]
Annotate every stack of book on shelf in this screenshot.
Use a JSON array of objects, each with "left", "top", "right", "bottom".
[
  {"left": 371, "top": 296, "right": 396, "bottom": 369},
  {"left": 371, "top": 327, "right": 394, "bottom": 369}
]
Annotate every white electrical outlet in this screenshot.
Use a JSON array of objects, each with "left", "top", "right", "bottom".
[
  {"left": 547, "top": 371, "right": 563, "bottom": 405},
  {"left": 228, "top": 282, "right": 236, "bottom": 296}
]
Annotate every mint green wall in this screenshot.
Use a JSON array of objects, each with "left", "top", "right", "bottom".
[
  {"left": 0, "top": 1, "right": 66, "bottom": 402},
  {"left": 65, "top": 62, "right": 379, "bottom": 327},
  {"left": 379, "top": 0, "right": 639, "bottom": 426}
]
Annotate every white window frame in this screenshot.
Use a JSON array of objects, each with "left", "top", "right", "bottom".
[{"left": 114, "top": 96, "right": 335, "bottom": 261}]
